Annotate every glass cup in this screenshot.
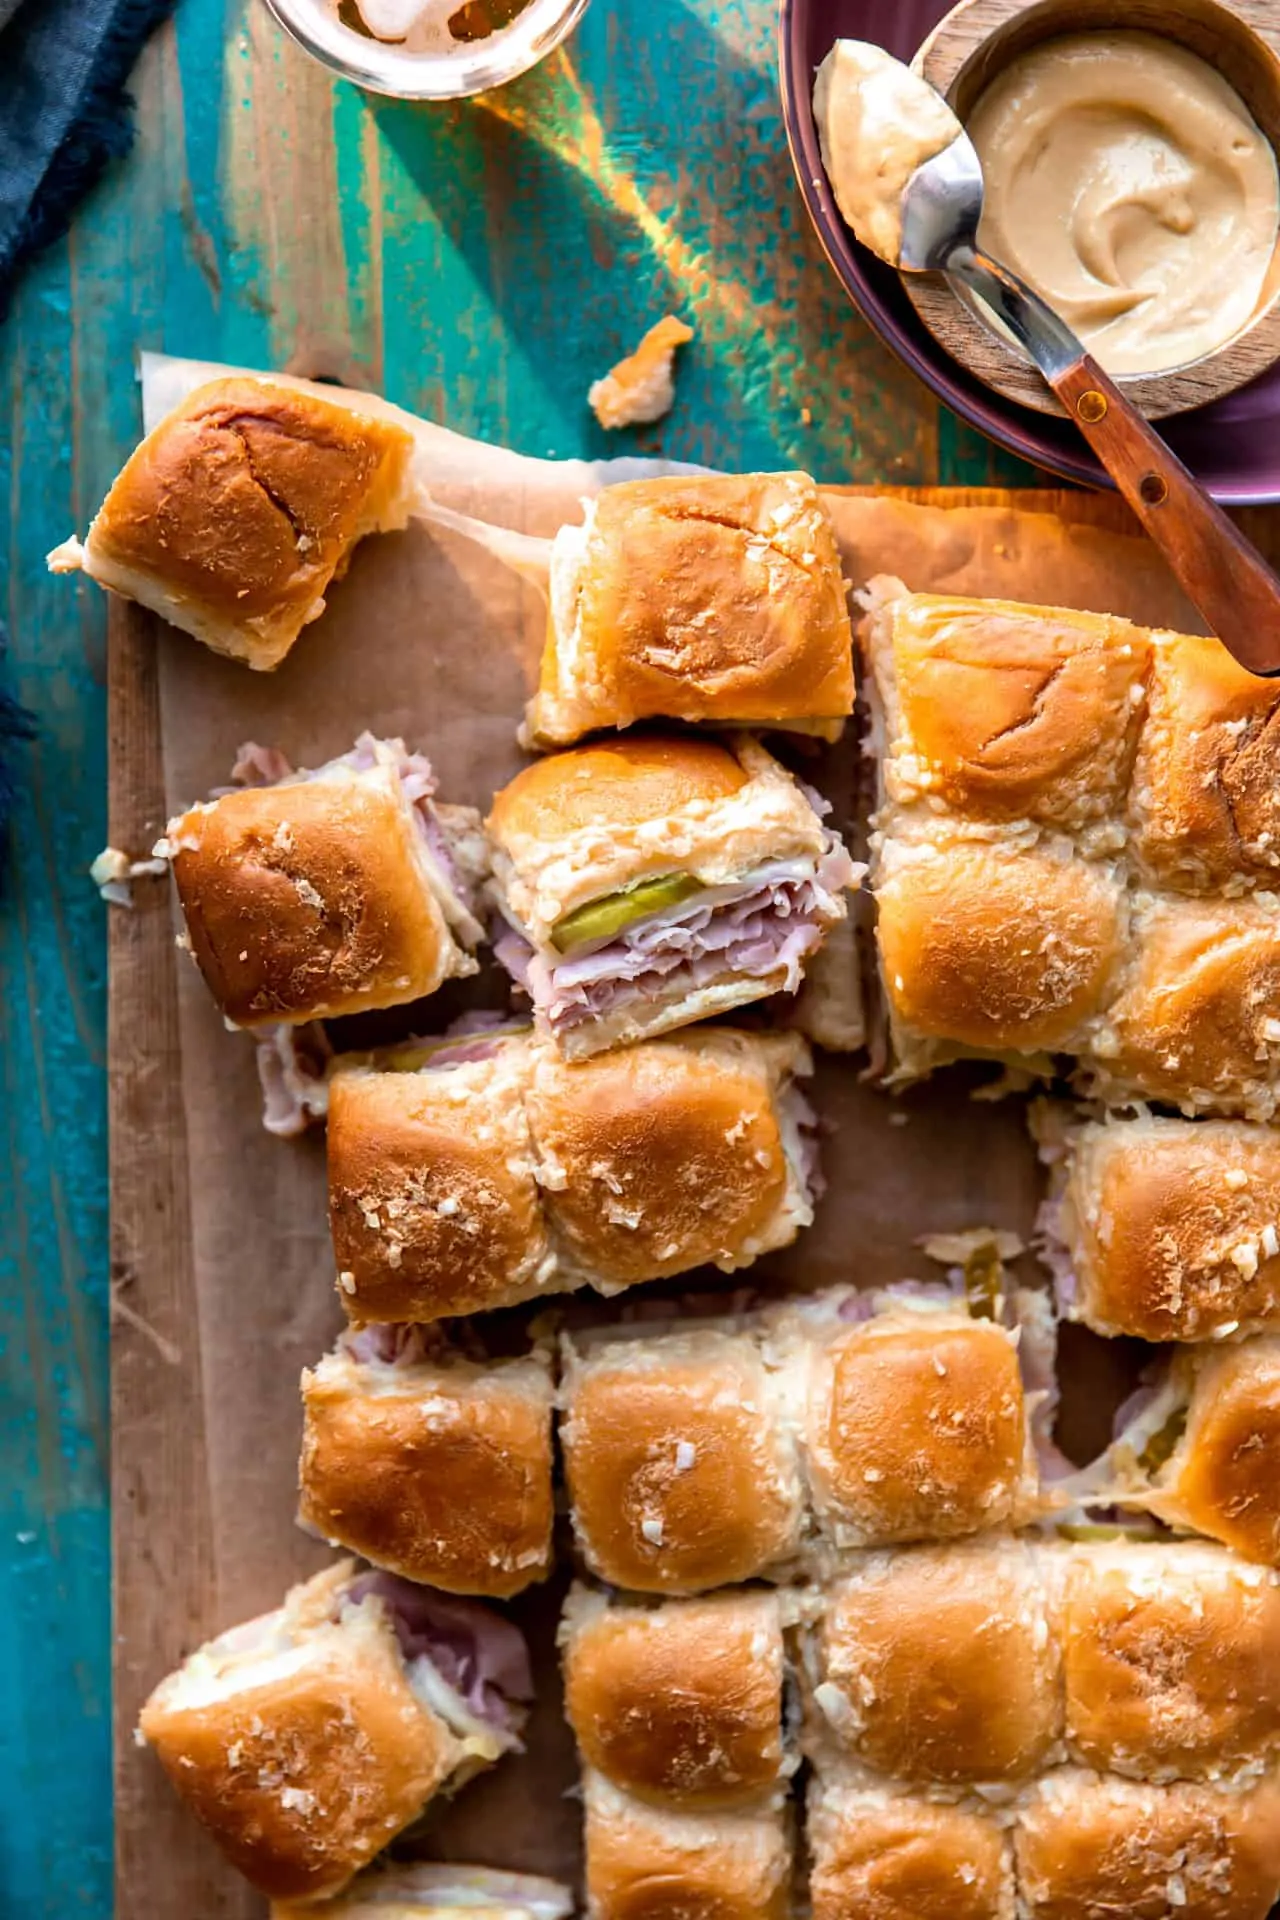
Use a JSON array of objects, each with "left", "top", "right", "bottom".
[{"left": 261, "top": 0, "right": 590, "bottom": 98}]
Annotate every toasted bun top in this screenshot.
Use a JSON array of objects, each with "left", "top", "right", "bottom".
[
  {"left": 139, "top": 1582, "right": 456, "bottom": 1902},
  {"left": 1013, "top": 1770, "right": 1280, "bottom": 1920},
  {"left": 299, "top": 1349, "right": 555, "bottom": 1597},
  {"left": 815, "top": 1539, "right": 1061, "bottom": 1784},
  {"left": 805, "top": 1314, "right": 1029, "bottom": 1544},
  {"left": 489, "top": 736, "right": 749, "bottom": 845},
  {"left": 1131, "top": 632, "right": 1280, "bottom": 891},
  {"left": 326, "top": 1046, "right": 549, "bottom": 1322},
  {"left": 86, "top": 376, "right": 414, "bottom": 662},
  {"left": 560, "top": 1329, "right": 802, "bottom": 1594},
  {"left": 1060, "top": 1115, "right": 1280, "bottom": 1340},
  {"left": 582, "top": 1773, "right": 791, "bottom": 1920},
  {"left": 562, "top": 1588, "right": 785, "bottom": 1807},
  {"left": 873, "top": 592, "right": 1148, "bottom": 825},
  {"left": 1171, "top": 1340, "right": 1280, "bottom": 1565},
  {"left": 1097, "top": 898, "right": 1280, "bottom": 1118},
  {"left": 877, "top": 836, "right": 1125, "bottom": 1054},
  {"left": 1056, "top": 1542, "right": 1280, "bottom": 1781},
  {"left": 170, "top": 770, "right": 450, "bottom": 1026},
  {"left": 532, "top": 472, "right": 854, "bottom": 741},
  {"left": 808, "top": 1777, "right": 1013, "bottom": 1920},
  {"left": 527, "top": 1030, "right": 803, "bottom": 1283}
]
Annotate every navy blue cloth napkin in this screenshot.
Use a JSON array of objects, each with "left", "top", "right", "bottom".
[{"left": 0, "top": 0, "right": 178, "bottom": 836}]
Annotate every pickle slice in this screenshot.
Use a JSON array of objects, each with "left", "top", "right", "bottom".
[
  {"left": 962, "top": 1239, "right": 1005, "bottom": 1321},
  {"left": 1137, "top": 1405, "right": 1189, "bottom": 1476},
  {"left": 551, "top": 873, "right": 705, "bottom": 953},
  {"left": 1056, "top": 1522, "right": 1153, "bottom": 1543}
]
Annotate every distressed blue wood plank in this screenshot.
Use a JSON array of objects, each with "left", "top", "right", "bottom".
[{"left": 0, "top": 0, "right": 1039, "bottom": 1911}]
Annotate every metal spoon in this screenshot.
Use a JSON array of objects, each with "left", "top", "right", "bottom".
[{"left": 897, "top": 115, "right": 1280, "bottom": 677}]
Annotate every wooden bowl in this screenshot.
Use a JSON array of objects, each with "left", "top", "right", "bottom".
[{"left": 907, "top": 0, "right": 1280, "bottom": 419}]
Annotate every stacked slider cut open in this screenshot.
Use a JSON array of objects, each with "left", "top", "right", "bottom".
[{"left": 485, "top": 734, "right": 860, "bottom": 1057}]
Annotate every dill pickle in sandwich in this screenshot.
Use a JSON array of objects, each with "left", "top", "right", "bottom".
[
  {"left": 485, "top": 735, "right": 861, "bottom": 1059},
  {"left": 551, "top": 873, "right": 705, "bottom": 953}
]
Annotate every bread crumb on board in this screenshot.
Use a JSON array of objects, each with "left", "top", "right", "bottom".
[{"left": 589, "top": 315, "right": 694, "bottom": 430}]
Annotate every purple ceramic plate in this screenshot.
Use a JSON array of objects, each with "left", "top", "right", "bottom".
[{"left": 779, "top": 0, "right": 1280, "bottom": 503}]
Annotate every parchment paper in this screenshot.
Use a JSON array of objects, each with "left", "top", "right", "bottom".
[{"left": 119, "top": 352, "right": 1205, "bottom": 1908}]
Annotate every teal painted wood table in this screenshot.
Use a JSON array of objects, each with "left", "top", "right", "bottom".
[{"left": 0, "top": 0, "right": 1033, "bottom": 1909}]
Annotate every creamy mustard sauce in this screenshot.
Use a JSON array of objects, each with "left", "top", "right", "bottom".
[
  {"left": 813, "top": 40, "right": 963, "bottom": 266},
  {"left": 969, "top": 32, "right": 1280, "bottom": 376}
]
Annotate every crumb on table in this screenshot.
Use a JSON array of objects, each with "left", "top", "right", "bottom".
[{"left": 588, "top": 314, "right": 694, "bottom": 430}]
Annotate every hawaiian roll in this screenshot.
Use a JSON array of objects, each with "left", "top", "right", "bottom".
[
  {"left": 559, "top": 1324, "right": 803, "bottom": 1594},
  {"left": 861, "top": 584, "right": 1149, "bottom": 829},
  {"left": 1054, "top": 1541, "right": 1280, "bottom": 1782},
  {"left": 486, "top": 734, "right": 859, "bottom": 1057},
  {"left": 524, "top": 1027, "right": 816, "bottom": 1284},
  {"left": 806, "top": 1772, "right": 1015, "bottom": 1920},
  {"left": 137, "top": 1561, "right": 530, "bottom": 1903},
  {"left": 777, "top": 1289, "right": 1040, "bottom": 1549},
  {"left": 560, "top": 1585, "right": 790, "bottom": 1809},
  {"left": 526, "top": 472, "right": 855, "bottom": 746},
  {"left": 1082, "top": 895, "right": 1280, "bottom": 1119},
  {"left": 1130, "top": 630, "right": 1280, "bottom": 892},
  {"left": 1039, "top": 1112, "right": 1280, "bottom": 1341},
  {"left": 809, "top": 1538, "right": 1061, "bottom": 1784},
  {"left": 1012, "top": 1769, "right": 1280, "bottom": 1920},
  {"left": 298, "top": 1332, "right": 555, "bottom": 1597},
  {"left": 326, "top": 1034, "right": 553, "bottom": 1324},
  {"left": 874, "top": 832, "right": 1126, "bottom": 1078},
  {"left": 1119, "top": 1339, "right": 1280, "bottom": 1567},
  {"left": 49, "top": 374, "right": 418, "bottom": 668},
  {"left": 163, "top": 735, "right": 486, "bottom": 1028},
  {"left": 582, "top": 1771, "right": 792, "bottom": 1920}
]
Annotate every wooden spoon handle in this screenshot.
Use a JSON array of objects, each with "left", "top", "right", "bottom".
[{"left": 1051, "top": 355, "right": 1280, "bottom": 677}]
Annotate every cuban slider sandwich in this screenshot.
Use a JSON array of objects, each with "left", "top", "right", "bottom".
[{"left": 486, "top": 734, "right": 859, "bottom": 1057}]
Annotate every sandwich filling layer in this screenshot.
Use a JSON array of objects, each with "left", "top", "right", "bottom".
[
  {"left": 496, "top": 840, "right": 857, "bottom": 1036},
  {"left": 344, "top": 1571, "right": 533, "bottom": 1744}
]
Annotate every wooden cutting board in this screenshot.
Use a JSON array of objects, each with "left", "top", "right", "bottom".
[{"left": 107, "top": 483, "right": 1270, "bottom": 1917}]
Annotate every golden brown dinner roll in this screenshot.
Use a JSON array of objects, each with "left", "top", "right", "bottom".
[
  {"left": 165, "top": 737, "right": 484, "bottom": 1028},
  {"left": 49, "top": 374, "right": 418, "bottom": 668},
  {"left": 781, "top": 1291, "right": 1038, "bottom": 1548},
  {"left": 137, "top": 1562, "right": 527, "bottom": 1903},
  {"left": 298, "top": 1334, "right": 555, "bottom": 1597},
  {"left": 326, "top": 1026, "right": 818, "bottom": 1321},
  {"left": 525, "top": 1028, "right": 814, "bottom": 1284},
  {"left": 525, "top": 472, "right": 854, "bottom": 746},
  {"left": 874, "top": 832, "right": 1126, "bottom": 1077},
  {"left": 1130, "top": 630, "right": 1280, "bottom": 892},
  {"left": 1041, "top": 1112, "right": 1280, "bottom": 1340},
  {"left": 1124, "top": 1339, "right": 1280, "bottom": 1566},
  {"left": 560, "top": 1585, "right": 788, "bottom": 1809},
  {"left": 271, "top": 1861, "right": 575, "bottom": 1920},
  {"left": 1054, "top": 1541, "right": 1280, "bottom": 1782},
  {"left": 1082, "top": 895, "right": 1280, "bottom": 1119},
  {"left": 487, "top": 733, "right": 858, "bottom": 1058},
  {"left": 582, "top": 1771, "right": 792, "bottom": 1920},
  {"left": 861, "top": 584, "right": 1149, "bottom": 827},
  {"left": 326, "top": 1035, "right": 554, "bottom": 1323},
  {"left": 810, "top": 1538, "right": 1061, "bottom": 1784},
  {"left": 1012, "top": 1768, "right": 1280, "bottom": 1920},
  {"left": 559, "top": 1324, "right": 803, "bottom": 1594},
  {"left": 807, "top": 1772, "right": 1015, "bottom": 1920}
]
